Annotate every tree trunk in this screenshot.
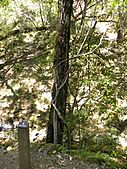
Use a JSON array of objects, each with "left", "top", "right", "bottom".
[{"left": 46, "top": 0, "right": 73, "bottom": 144}]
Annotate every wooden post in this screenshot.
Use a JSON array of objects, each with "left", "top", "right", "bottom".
[{"left": 18, "top": 121, "right": 31, "bottom": 169}]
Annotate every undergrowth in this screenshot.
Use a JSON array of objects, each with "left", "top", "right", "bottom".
[{"left": 58, "top": 145, "right": 127, "bottom": 169}]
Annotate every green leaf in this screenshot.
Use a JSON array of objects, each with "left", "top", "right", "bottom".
[
  {"left": 0, "top": 0, "right": 9, "bottom": 7},
  {"left": 111, "top": 0, "right": 119, "bottom": 7}
]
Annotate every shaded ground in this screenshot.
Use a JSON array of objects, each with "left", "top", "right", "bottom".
[
  {"left": 0, "top": 130, "right": 127, "bottom": 169},
  {"left": 0, "top": 147, "right": 106, "bottom": 169}
]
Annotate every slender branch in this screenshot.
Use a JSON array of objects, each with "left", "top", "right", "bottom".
[
  {"left": 39, "top": 0, "right": 45, "bottom": 26},
  {"left": 87, "top": 1, "right": 100, "bottom": 10},
  {"left": 52, "top": 102, "right": 71, "bottom": 149},
  {"left": 77, "top": 20, "right": 97, "bottom": 55},
  {"left": 0, "top": 26, "right": 48, "bottom": 41},
  {"left": 0, "top": 51, "right": 49, "bottom": 71},
  {"left": 23, "top": 14, "right": 37, "bottom": 28},
  {"left": 71, "top": 31, "right": 106, "bottom": 60},
  {"left": 5, "top": 81, "right": 18, "bottom": 99},
  {"left": 53, "top": 31, "right": 106, "bottom": 72},
  {"left": 73, "top": 0, "right": 87, "bottom": 19}
]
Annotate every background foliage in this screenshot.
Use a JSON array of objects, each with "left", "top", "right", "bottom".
[{"left": 0, "top": 0, "right": 127, "bottom": 167}]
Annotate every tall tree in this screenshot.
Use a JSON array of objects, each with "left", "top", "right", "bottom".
[{"left": 46, "top": 0, "right": 73, "bottom": 144}]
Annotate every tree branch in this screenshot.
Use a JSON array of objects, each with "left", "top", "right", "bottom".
[{"left": 0, "top": 26, "right": 48, "bottom": 41}]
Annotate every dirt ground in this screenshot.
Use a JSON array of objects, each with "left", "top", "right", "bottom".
[
  {"left": 0, "top": 146, "right": 106, "bottom": 169},
  {"left": 0, "top": 129, "right": 121, "bottom": 169}
]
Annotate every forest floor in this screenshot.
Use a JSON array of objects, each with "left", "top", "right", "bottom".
[
  {"left": 0, "top": 146, "right": 106, "bottom": 169},
  {"left": 0, "top": 130, "right": 126, "bottom": 169}
]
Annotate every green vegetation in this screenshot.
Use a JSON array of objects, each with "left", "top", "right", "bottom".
[{"left": 0, "top": 0, "right": 127, "bottom": 168}]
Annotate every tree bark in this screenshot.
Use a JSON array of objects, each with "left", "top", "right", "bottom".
[{"left": 46, "top": 0, "right": 73, "bottom": 144}]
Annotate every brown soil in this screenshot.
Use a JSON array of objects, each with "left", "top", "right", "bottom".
[{"left": 0, "top": 146, "right": 106, "bottom": 169}]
